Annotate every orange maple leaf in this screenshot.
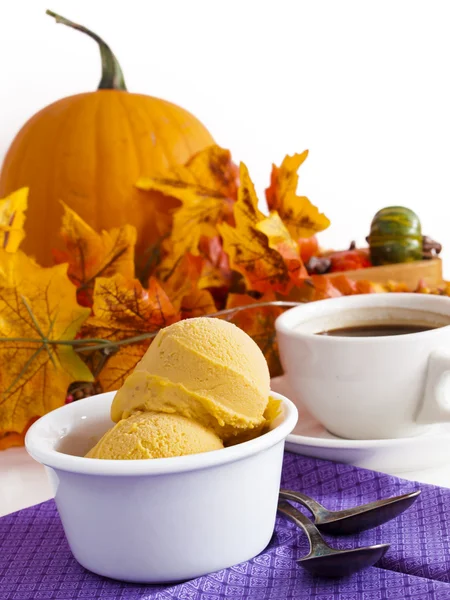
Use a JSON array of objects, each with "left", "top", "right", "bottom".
[
  {"left": 289, "top": 274, "right": 387, "bottom": 302},
  {"left": 82, "top": 274, "right": 178, "bottom": 391},
  {"left": 266, "top": 152, "right": 330, "bottom": 239},
  {"left": 328, "top": 274, "right": 360, "bottom": 295},
  {"left": 155, "top": 251, "right": 219, "bottom": 317},
  {"left": 219, "top": 163, "right": 307, "bottom": 295},
  {"left": 53, "top": 203, "right": 137, "bottom": 306},
  {"left": 156, "top": 237, "right": 230, "bottom": 311},
  {"left": 226, "top": 293, "right": 284, "bottom": 376},
  {"left": 137, "top": 145, "right": 238, "bottom": 260},
  {"left": 181, "top": 288, "right": 216, "bottom": 319},
  {"left": 197, "top": 236, "right": 231, "bottom": 291},
  {"left": 0, "top": 253, "right": 92, "bottom": 445},
  {"left": 289, "top": 275, "right": 343, "bottom": 302},
  {"left": 156, "top": 252, "right": 204, "bottom": 310}
]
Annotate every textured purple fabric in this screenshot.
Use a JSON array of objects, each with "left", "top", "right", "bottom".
[{"left": 1, "top": 452, "right": 450, "bottom": 599}]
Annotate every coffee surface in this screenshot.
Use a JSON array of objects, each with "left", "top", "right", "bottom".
[{"left": 318, "top": 323, "right": 439, "bottom": 337}]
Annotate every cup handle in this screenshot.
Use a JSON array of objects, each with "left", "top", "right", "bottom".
[{"left": 416, "top": 350, "right": 450, "bottom": 424}]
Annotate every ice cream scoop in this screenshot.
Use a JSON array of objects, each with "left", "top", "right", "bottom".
[
  {"left": 111, "top": 318, "right": 273, "bottom": 441},
  {"left": 86, "top": 411, "right": 223, "bottom": 460}
]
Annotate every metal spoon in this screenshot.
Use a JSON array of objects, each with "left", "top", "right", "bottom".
[
  {"left": 277, "top": 500, "right": 390, "bottom": 577},
  {"left": 279, "top": 488, "right": 420, "bottom": 535}
]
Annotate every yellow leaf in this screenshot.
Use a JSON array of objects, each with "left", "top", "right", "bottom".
[
  {"left": 53, "top": 202, "right": 137, "bottom": 306},
  {"left": 0, "top": 250, "right": 39, "bottom": 288},
  {"left": 256, "top": 211, "right": 300, "bottom": 256},
  {"left": 0, "top": 188, "right": 28, "bottom": 252},
  {"left": 266, "top": 152, "right": 330, "bottom": 238},
  {"left": 171, "top": 196, "right": 232, "bottom": 259},
  {"left": 268, "top": 151, "right": 309, "bottom": 203},
  {"left": 219, "top": 163, "right": 306, "bottom": 294},
  {"left": 197, "top": 259, "right": 230, "bottom": 291},
  {"left": 82, "top": 274, "right": 178, "bottom": 391},
  {"left": 137, "top": 145, "right": 237, "bottom": 260},
  {"left": 0, "top": 256, "right": 92, "bottom": 436}
]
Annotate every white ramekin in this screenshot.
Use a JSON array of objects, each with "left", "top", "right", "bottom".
[{"left": 25, "top": 391, "right": 297, "bottom": 583}]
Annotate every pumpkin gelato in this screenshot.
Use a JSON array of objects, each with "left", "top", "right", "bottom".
[
  {"left": 87, "top": 317, "right": 277, "bottom": 460},
  {"left": 86, "top": 411, "right": 223, "bottom": 460}
]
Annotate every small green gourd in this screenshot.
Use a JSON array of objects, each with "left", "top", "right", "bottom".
[{"left": 368, "top": 206, "right": 423, "bottom": 266}]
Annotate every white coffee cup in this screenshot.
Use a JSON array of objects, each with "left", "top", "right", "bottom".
[{"left": 275, "top": 293, "right": 450, "bottom": 440}]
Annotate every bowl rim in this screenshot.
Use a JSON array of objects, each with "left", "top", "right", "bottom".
[{"left": 25, "top": 391, "right": 298, "bottom": 476}]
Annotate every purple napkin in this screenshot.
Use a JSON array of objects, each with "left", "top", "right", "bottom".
[{"left": 1, "top": 452, "right": 450, "bottom": 600}]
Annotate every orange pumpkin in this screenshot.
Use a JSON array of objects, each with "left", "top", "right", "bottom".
[{"left": 0, "top": 11, "right": 214, "bottom": 266}]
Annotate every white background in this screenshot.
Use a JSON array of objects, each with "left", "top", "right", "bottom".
[
  {"left": 0, "top": 0, "right": 449, "bottom": 270},
  {"left": 2, "top": 1, "right": 450, "bottom": 514}
]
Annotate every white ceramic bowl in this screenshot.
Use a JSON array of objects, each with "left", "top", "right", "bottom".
[{"left": 25, "top": 391, "right": 297, "bottom": 583}]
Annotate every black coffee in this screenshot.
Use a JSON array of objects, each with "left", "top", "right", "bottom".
[{"left": 318, "top": 323, "right": 439, "bottom": 337}]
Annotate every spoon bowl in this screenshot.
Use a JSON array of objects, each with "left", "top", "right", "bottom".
[
  {"left": 278, "top": 500, "right": 390, "bottom": 577},
  {"left": 299, "top": 544, "right": 390, "bottom": 578},
  {"left": 279, "top": 488, "right": 420, "bottom": 535}
]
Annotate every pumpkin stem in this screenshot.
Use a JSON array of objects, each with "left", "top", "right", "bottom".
[{"left": 46, "top": 10, "right": 127, "bottom": 91}]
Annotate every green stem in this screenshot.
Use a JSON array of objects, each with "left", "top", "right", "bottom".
[
  {"left": 0, "top": 337, "right": 112, "bottom": 346},
  {"left": 46, "top": 10, "right": 127, "bottom": 91},
  {"left": 20, "top": 296, "right": 56, "bottom": 368},
  {"left": 74, "top": 332, "right": 158, "bottom": 353},
  {"left": 0, "top": 302, "right": 304, "bottom": 350}
]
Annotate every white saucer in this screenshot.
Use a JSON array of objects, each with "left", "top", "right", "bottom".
[{"left": 271, "top": 376, "right": 450, "bottom": 478}]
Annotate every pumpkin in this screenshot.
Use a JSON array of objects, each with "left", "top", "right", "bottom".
[
  {"left": 0, "top": 11, "right": 214, "bottom": 266},
  {"left": 368, "top": 206, "right": 423, "bottom": 265}
]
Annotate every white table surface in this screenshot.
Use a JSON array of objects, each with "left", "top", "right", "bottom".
[{"left": 1, "top": 447, "right": 450, "bottom": 518}]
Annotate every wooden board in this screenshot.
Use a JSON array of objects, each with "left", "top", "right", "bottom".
[{"left": 326, "top": 257, "right": 443, "bottom": 290}]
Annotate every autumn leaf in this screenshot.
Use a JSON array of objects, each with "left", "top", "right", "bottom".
[
  {"left": 328, "top": 274, "right": 360, "bottom": 295},
  {"left": 156, "top": 252, "right": 204, "bottom": 310},
  {"left": 219, "top": 163, "right": 306, "bottom": 295},
  {"left": 325, "top": 275, "right": 383, "bottom": 295},
  {"left": 266, "top": 152, "right": 330, "bottom": 239},
  {"left": 53, "top": 203, "right": 137, "bottom": 306},
  {"left": 266, "top": 151, "right": 309, "bottom": 205},
  {"left": 288, "top": 275, "right": 343, "bottom": 302},
  {"left": 288, "top": 274, "right": 388, "bottom": 302},
  {"left": 198, "top": 258, "right": 231, "bottom": 292},
  {"left": 256, "top": 211, "right": 307, "bottom": 283},
  {"left": 0, "top": 417, "right": 38, "bottom": 451},
  {"left": 197, "top": 236, "right": 231, "bottom": 290},
  {"left": 0, "top": 188, "right": 28, "bottom": 252},
  {"left": 0, "top": 256, "right": 92, "bottom": 442},
  {"left": 135, "top": 234, "right": 167, "bottom": 285},
  {"left": 156, "top": 237, "right": 230, "bottom": 310},
  {"left": 0, "top": 250, "right": 39, "bottom": 288},
  {"left": 226, "top": 293, "right": 283, "bottom": 376},
  {"left": 155, "top": 251, "right": 218, "bottom": 316},
  {"left": 137, "top": 144, "right": 239, "bottom": 206},
  {"left": 82, "top": 274, "right": 178, "bottom": 391},
  {"left": 181, "top": 288, "right": 216, "bottom": 319},
  {"left": 137, "top": 145, "right": 238, "bottom": 260}
]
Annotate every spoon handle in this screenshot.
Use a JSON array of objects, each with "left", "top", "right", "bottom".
[
  {"left": 278, "top": 500, "right": 332, "bottom": 555},
  {"left": 279, "top": 488, "right": 326, "bottom": 519}
]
